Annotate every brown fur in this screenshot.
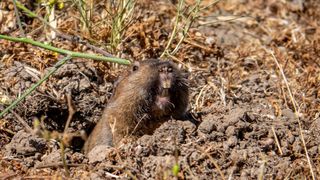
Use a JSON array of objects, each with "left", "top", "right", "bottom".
[{"left": 83, "top": 59, "right": 189, "bottom": 154}]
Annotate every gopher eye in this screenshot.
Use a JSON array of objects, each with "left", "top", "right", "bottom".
[
  {"left": 167, "top": 67, "right": 173, "bottom": 72},
  {"left": 132, "top": 65, "right": 139, "bottom": 71},
  {"left": 159, "top": 68, "right": 163, "bottom": 72}
]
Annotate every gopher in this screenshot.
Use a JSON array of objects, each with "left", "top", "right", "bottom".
[{"left": 83, "top": 59, "right": 189, "bottom": 154}]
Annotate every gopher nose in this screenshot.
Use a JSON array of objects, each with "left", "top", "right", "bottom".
[{"left": 162, "top": 78, "right": 171, "bottom": 89}]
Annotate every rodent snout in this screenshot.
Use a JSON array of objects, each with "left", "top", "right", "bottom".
[
  {"left": 162, "top": 78, "right": 171, "bottom": 89},
  {"left": 159, "top": 71, "right": 173, "bottom": 89}
]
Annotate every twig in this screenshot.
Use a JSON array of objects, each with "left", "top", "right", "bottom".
[
  {"left": 200, "top": 0, "right": 221, "bottom": 11},
  {"left": 185, "top": 162, "right": 198, "bottom": 180},
  {"left": 60, "top": 142, "right": 70, "bottom": 176},
  {"left": 94, "top": 163, "right": 138, "bottom": 179},
  {"left": 0, "top": 56, "right": 72, "bottom": 118},
  {"left": 10, "top": 110, "right": 33, "bottom": 133},
  {"left": 63, "top": 92, "right": 76, "bottom": 133},
  {"left": 73, "top": 0, "right": 92, "bottom": 35},
  {"left": 219, "top": 77, "right": 227, "bottom": 106},
  {"left": 0, "top": 173, "right": 18, "bottom": 179},
  {"left": 196, "top": 144, "right": 225, "bottom": 180},
  {"left": 269, "top": 51, "right": 298, "bottom": 111},
  {"left": 130, "top": 114, "right": 148, "bottom": 136},
  {"left": 12, "top": 0, "right": 25, "bottom": 36},
  {"left": 183, "top": 38, "right": 213, "bottom": 52},
  {"left": 170, "top": 0, "right": 201, "bottom": 55},
  {"left": 160, "top": 0, "right": 184, "bottom": 58},
  {"left": 35, "top": 162, "right": 83, "bottom": 169},
  {"left": 195, "top": 85, "right": 208, "bottom": 112},
  {"left": 166, "top": 53, "right": 190, "bottom": 69},
  {"left": 271, "top": 126, "right": 283, "bottom": 156},
  {"left": 228, "top": 171, "right": 233, "bottom": 180},
  {"left": 198, "top": 16, "right": 249, "bottom": 26},
  {"left": 61, "top": 91, "right": 76, "bottom": 157},
  {"left": 21, "top": 176, "right": 59, "bottom": 179},
  {"left": 79, "top": 39, "right": 114, "bottom": 57},
  {"left": 0, "top": 127, "right": 15, "bottom": 135},
  {"left": 258, "top": 155, "right": 266, "bottom": 180},
  {"left": 0, "top": 34, "right": 130, "bottom": 65},
  {"left": 105, "top": 172, "right": 120, "bottom": 178},
  {"left": 267, "top": 49, "right": 316, "bottom": 180}
]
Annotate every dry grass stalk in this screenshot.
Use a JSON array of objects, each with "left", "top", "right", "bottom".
[
  {"left": 258, "top": 155, "right": 266, "bottom": 180},
  {"left": 196, "top": 144, "right": 226, "bottom": 180},
  {"left": 10, "top": 110, "right": 33, "bottom": 133},
  {"left": 271, "top": 126, "right": 283, "bottom": 156},
  {"left": 63, "top": 92, "right": 76, "bottom": 134},
  {"left": 195, "top": 84, "right": 209, "bottom": 112},
  {"left": 268, "top": 49, "right": 316, "bottom": 180}
]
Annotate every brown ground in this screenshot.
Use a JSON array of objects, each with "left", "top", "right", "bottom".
[{"left": 0, "top": 0, "right": 320, "bottom": 179}]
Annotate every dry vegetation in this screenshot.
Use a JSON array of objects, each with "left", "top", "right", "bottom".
[{"left": 0, "top": 0, "right": 319, "bottom": 179}]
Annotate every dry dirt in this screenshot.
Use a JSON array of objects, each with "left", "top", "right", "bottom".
[{"left": 0, "top": 0, "right": 320, "bottom": 179}]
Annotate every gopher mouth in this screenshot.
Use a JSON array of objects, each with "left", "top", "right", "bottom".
[
  {"left": 155, "top": 96, "right": 170, "bottom": 110},
  {"left": 155, "top": 87, "right": 174, "bottom": 111}
]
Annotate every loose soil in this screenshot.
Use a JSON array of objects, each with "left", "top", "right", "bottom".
[{"left": 0, "top": 0, "right": 319, "bottom": 179}]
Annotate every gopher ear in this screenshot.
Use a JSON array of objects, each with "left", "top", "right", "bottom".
[{"left": 132, "top": 61, "right": 140, "bottom": 71}]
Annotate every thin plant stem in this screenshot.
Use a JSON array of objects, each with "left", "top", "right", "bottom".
[
  {"left": 258, "top": 155, "right": 266, "bottom": 180},
  {"left": 60, "top": 142, "right": 70, "bottom": 176},
  {"left": 200, "top": 0, "right": 221, "bottom": 11},
  {"left": 170, "top": 0, "right": 201, "bottom": 55},
  {"left": 0, "top": 56, "right": 72, "bottom": 118},
  {"left": 0, "top": 34, "right": 130, "bottom": 65},
  {"left": 272, "top": 126, "right": 283, "bottom": 156},
  {"left": 268, "top": 49, "right": 316, "bottom": 180},
  {"left": 73, "top": 0, "right": 91, "bottom": 34},
  {"left": 160, "top": 0, "right": 184, "bottom": 58},
  {"left": 161, "top": 0, "right": 205, "bottom": 57},
  {"left": 109, "top": 0, "right": 135, "bottom": 52},
  {"left": 12, "top": 0, "right": 25, "bottom": 36},
  {"left": 15, "top": 1, "right": 41, "bottom": 18},
  {"left": 15, "top": 1, "right": 114, "bottom": 57}
]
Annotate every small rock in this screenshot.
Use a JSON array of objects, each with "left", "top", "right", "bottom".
[
  {"left": 70, "top": 152, "right": 86, "bottom": 163},
  {"left": 87, "top": 145, "right": 112, "bottom": 163},
  {"left": 282, "top": 109, "right": 295, "bottom": 120},
  {"left": 227, "top": 136, "right": 238, "bottom": 147},
  {"left": 180, "top": 121, "right": 197, "bottom": 134},
  {"left": 226, "top": 108, "right": 246, "bottom": 125},
  {"left": 259, "top": 138, "right": 274, "bottom": 152},
  {"left": 79, "top": 78, "right": 91, "bottom": 91},
  {"left": 135, "top": 145, "right": 150, "bottom": 157},
  {"left": 205, "top": 36, "right": 215, "bottom": 45},
  {"left": 225, "top": 126, "right": 236, "bottom": 136},
  {"left": 217, "top": 123, "right": 226, "bottom": 133},
  {"left": 89, "top": 172, "right": 104, "bottom": 180},
  {"left": 40, "top": 149, "right": 61, "bottom": 165},
  {"left": 308, "top": 146, "right": 318, "bottom": 157},
  {"left": 198, "top": 119, "right": 217, "bottom": 134},
  {"left": 292, "top": 140, "right": 302, "bottom": 154}
]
